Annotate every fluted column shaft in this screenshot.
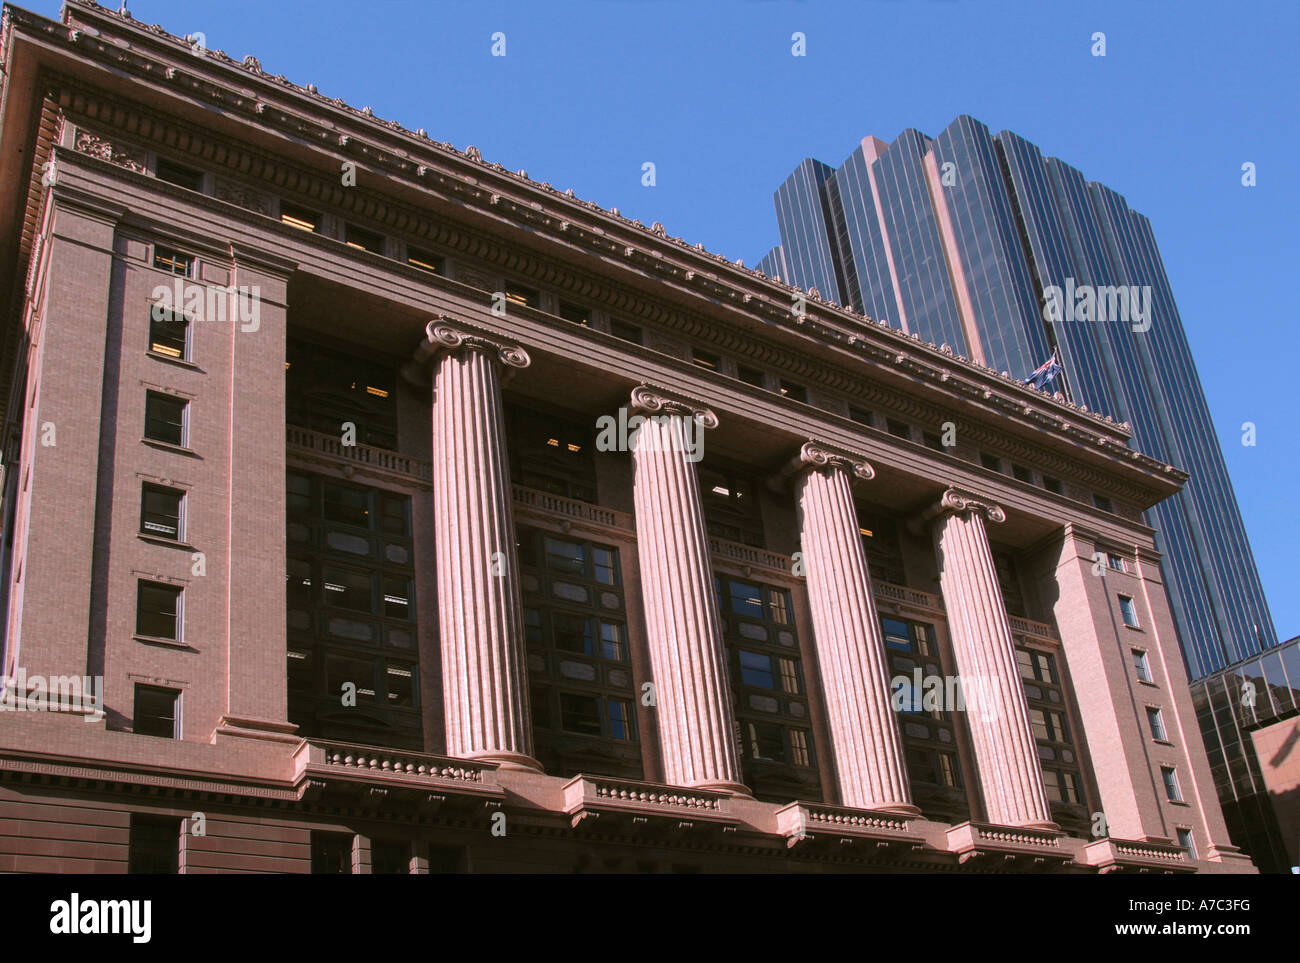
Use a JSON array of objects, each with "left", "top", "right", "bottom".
[
  {"left": 427, "top": 320, "right": 540, "bottom": 772},
  {"left": 793, "top": 442, "right": 916, "bottom": 814},
  {"left": 928, "top": 488, "right": 1053, "bottom": 828},
  {"left": 629, "top": 386, "right": 747, "bottom": 793}
]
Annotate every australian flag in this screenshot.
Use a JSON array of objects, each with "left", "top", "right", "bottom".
[{"left": 1021, "top": 350, "right": 1062, "bottom": 392}]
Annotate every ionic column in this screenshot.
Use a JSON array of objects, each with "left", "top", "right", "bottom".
[
  {"left": 792, "top": 442, "right": 917, "bottom": 814},
  {"left": 629, "top": 385, "right": 747, "bottom": 794},
  {"left": 425, "top": 318, "right": 540, "bottom": 772},
  {"left": 922, "top": 488, "right": 1054, "bottom": 828}
]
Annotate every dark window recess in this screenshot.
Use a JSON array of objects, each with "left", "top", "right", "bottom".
[
  {"left": 144, "top": 391, "right": 187, "bottom": 447},
  {"left": 701, "top": 466, "right": 765, "bottom": 548},
  {"left": 778, "top": 380, "right": 807, "bottom": 403},
  {"left": 148, "top": 308, "right": 190, "bottom": 360},
  {"left": 427, "top": 845, "right": 465, "bottom": 873},
  {"left": 848, "top": 406, "right": 873, "bottom": 426},
  {"left": 141, "top": 484, "right": 183, "bottom": 540},
  {"left": 857, "top": 506, "right": 905, "bottom": 586},
  {"left": 152, "top": 246, "right": 193, "bottom": 276},
  {"left": 370, "top": 839, "right": 409, "bottom": 874},
  {"left": 506, "top": 404, "right": 597, "bottom": 503},
  {"left": 718, "top": 576, "right": 819, "bottom": 803},
  {"left": 137, "top": 581, "right": 182, "bottom": 640},
  {"left": 992, "top": 550, "right": 1028, "bottom": 618},
  {"left": 692, "top": 349, "right": 721, "bottom": 371},
  {"left": 286, "top": 472, "right": 420, "bottom": 750},
  {"left": 559, "top": 303, "right": 591, "bottom": 327},
  {"left": 285, "top": 340, "right": 398, "bottom": 450},
  {"left": 280, "top": 201, "right": 321, "bottom": 232},
  {"left": 1042, "top": 475, "right": 1063, "bottom": 495},
  {"left": 609, "top": 320, "right": 642, "bottom": 344},
  {"left": 1093, "top": 493, "right": 1114, "bottom": 513},
  {"left": 406, "top": 247, "right": 444, "bottom": 274},
  {"left": 504, "top": 283, "right": 539, "bottom": 308},
  {"left": 736, "top": 365, "right": 765, "bottom": 387},
  {"left": 311, "top": 833, "right": 353, "bottom": 874},
  {"left": 344, "top": 224, "right": 384, "bottom": 253},
  {"left": 128, "top": 815, "right": 181, "bottom": 874},
  {"left": 154, "top": 158, "right": 204, "bottom": 191},
  {"left": 886, "top": 418, "right": 911, "bottom": 440},
  {"left": 1012, "top": 464, "right": 1034, "bottom": 483},
  {"left": 134, "top": 684, "right": 179, "bottom": 738},
  {"left": 922, "top": 431, "right": 944, "bottom": 451}
]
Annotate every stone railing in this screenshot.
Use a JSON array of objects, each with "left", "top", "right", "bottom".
[
  {"left": 512, "top": 485, "right": 633, "bottom": 532},
  {"left": 565, "top": 775, "right": 726, "bottom": 813},
  {"left": 874, "top": 580, "right": 944, "bottom": 611},
  {"left": 1009, "top": 614, "right": 1060, "bottom": 642},
  {"left": 294, "top": 739, "right": 496, "bottom": 787},
  {"left": 286, "top": 425, "right": 432, "bottom": 483},
  {"left": 972, "top": 823, "right": 1062, "bottom": 848},
  {"left": 708, "top": 537, "right": 791, "bottom": 574}
]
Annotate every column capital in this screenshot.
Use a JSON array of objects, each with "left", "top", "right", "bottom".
[
  {"left": 791, "top": 439, "right": 875, "bottom": 482},
  {"left": 629, "top": 383, "right": 718, "bottom": 429},
  {"left": 403, "top": 317, "right": 530, "bottom": 385},
  {"left": 915, "top": 486, "right": 1006, "bottom": 531}
]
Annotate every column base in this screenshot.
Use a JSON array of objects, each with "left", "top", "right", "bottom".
[
  {"left": 686, "top": 779, "right": 752, "bottom": 798},
  {"left": 458, "top": 749, "right": 544, "bottom": 773},
  {"left": 870, "top": 802, "right": 923, "bottom": 818}
]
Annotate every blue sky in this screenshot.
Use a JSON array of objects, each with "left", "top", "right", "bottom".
[{"left": 41, "top": 0, "right": 1298, "bottom": 640}]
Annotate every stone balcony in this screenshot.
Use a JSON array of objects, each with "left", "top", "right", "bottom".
[
  {"left": 945, "top": 820, "right": 1073, "bottom": 870},
  {"left": 1078, "top": 837, "right": 1196, "bottom": 874},
  {"left": 286, "top": 425, "right": 432, "bottom": 485},
  {"left": 292, "top": 739, "right": 505, "bottom": 814},
  {"left": 561, "top": 775, "right": 740, "bottom": 837},
  {"left": 774, "top": 801, "right": 928, "bottom": 858}
]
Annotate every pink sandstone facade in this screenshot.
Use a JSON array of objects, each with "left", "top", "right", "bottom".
[{"left": 0, "top": 1, "right": 1255, "bottom": 873}]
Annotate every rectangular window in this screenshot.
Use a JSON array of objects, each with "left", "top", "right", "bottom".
[
  {"left": 789, "top": 729, "right": 811, "bottom": 767},
  {"left": 886, "top": 418, "right": 911, "bottom": 440},
  {"left": 155, "top": 158, "right": 204, "bottom": 191},
  {"left": 609, "top": 320, "right": 642, "bottom": 344},
  {"left": 1108, "top": 554, "right": 1127, "bottom": 573},
  {"left": 691, "top": 348, "right": 721, "bottom": 371},
  {"left": 1176, "top": 827, "right": 1197, "bottom": 860},
  {"left": 1042, "top": 475, "right": 1063, "bottom": 494},
  {"left": 1147, "top": 706, "right": 1168, "bottom": 741},
  {"left": 1132, "top": 648, "right": 1153, "bottom": 683},
  {"left": 141, "top": 484, "right": 184, "bottom": 541},
  {"left": 598, "top": 621, "right": 626, "bottom": 661},
  {"left": 148, "top": 307, "right": 190, "bottom": 360},
  {"left": 738, "top": 650, "right": 775, "bottom": 689},
  {"left": 608, "top": 698, "right": 633, "bottom": 741},
  {"left": 559, "top": 302, "right": 591, "bottom": 327},
  {"left": 1119, "top": 595, "right": 1140, "bottom": 628},
  {"left": 152, "top": 245, "right": 193, "bottom": 276},
  {"left": 737, "top": 365, "right": 765, "bottom": 387},
  {"left": 1012, "top": 464, "right": 1033, "bottom": 483},
  {"left": 133, "top": 684, "right": 180, "bottom": 738},
  {"left": 427, "top": 845, "right": 464, "bottom": 874},
  {"left": 778, "top": 380, "right": 807, "bottom": 403},
  {"left": 344, "top": 224, "right": 384, "bottom": 253},
  {"left": 137, "top": 580, "right": 182, "bottom": 640},
  {"left": 922, "top": 431, "right": 944, "bottom": 451},
  {"left": 504, "top": 283, "right": 539, "bottom": 308},
  {"left": 311, "top": 832, "right": 354, "bottom": 874},
  {"left": 1161, "top": 766, "right": 1182, "bottom": 802},
  {"left": 128, "top": 814, "right": 181, "bottom": 874},
  {"left": 370, "top": 839, "right": 409, "bottom": 874},
  {"left": 848, "top": 406, "right": 873, "bottom": 426},
  {"left": 980, "top": 452, "right": 1002, "bottom": 472},
  {"left": 406, "top": 247, "right": 444, "bottom": 274},
  {"left": 1093, "top": 493, "right": 1114, "bottom": 513},
  {"left": 280, "top": 201, "right": 320, "bottom": 232},
  {"left": 559, "top": 693, "right": 602, "bottom": 736},
  {"left": 144, "top": 391, "right": 188, "bottom": 447}
]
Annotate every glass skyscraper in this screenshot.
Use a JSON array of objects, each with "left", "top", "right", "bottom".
[{"left": 758, "top": 114, "right": 1275, "bottom": 679}]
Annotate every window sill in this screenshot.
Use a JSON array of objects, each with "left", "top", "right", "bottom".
[
  {"left": 133, "top": 634, "right": 193, "bottom": 651},
  {"left": 142, "top": 438, "right": 199, "bottom": 458},
  {"left": 1136, "top": 678, "right": 1160, "bottom": 689},
  {"left": 1153, "top": 738, "right": 1175, "bottom": 748},
  {"left": 138, "top": 533, "right": 194, "bottom": 551},
  {"left": 146, "top": 350, "right": 200, "bottom": 371},
  {"left": 1123, "top": 623, "right": 1144, "bottom": 632},
  {"left": 1165, "top": 799, "right": 1190, "bottom": 808}
]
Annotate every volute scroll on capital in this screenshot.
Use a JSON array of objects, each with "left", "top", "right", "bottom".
[
  {"left": 629, "top": 384, "right": 719, "bottom": 429},
  {"left": 425, "top": 317, "right": 531, "bottom": 370},
  {"left": 938, "top": 486, "right": 1007, "bottom": 524},
  {"left": 797, "top": 440, "right": 876, "bottom": 482}
]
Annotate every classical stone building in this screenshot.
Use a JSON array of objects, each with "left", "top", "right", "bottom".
[{"left": 0, "top": 1, "right": 1254, "bottom": 873}]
